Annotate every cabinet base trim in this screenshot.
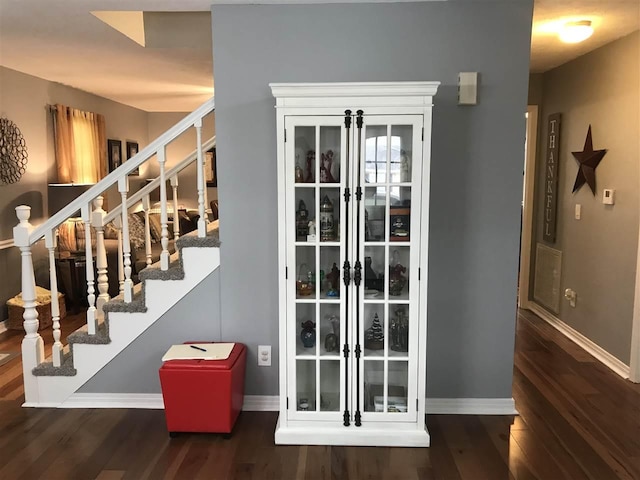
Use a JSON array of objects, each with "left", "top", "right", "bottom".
[
  {"left": 426, "top": 397, "right": 518, "bottom": 415},
  {"left": 275, "top": 416, "right": 430, "bottom": 447}
]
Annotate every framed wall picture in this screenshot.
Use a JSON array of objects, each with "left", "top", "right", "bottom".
[
  {"left": 108, "top": 139, "right": 122, "bottom": 173},
  {"left": 205, "top": 147, "right": 217, "bottom": 187},
  {"left": 126, "top": 141, "right": 139, "bottom": 176}
]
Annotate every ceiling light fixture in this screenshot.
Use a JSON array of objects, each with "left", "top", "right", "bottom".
[{"left": 559, "top": 20, "right": 594, "bottom": 44}]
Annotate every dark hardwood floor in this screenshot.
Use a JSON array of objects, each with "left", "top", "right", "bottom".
[{"left": 0, "top": 309, "right": 639, "bottom": 479}]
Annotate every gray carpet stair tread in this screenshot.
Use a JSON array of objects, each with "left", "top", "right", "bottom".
[
  {"left": 67, "top": 320, "right": 110, "bottom": 345},
  {"left": 33, "top": 347, "right": 77, "bottom": 376}
]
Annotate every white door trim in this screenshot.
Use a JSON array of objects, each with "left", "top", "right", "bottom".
[
  {"left": 630, "top": 175, "right": 640, "bottom": 383},
  {"left": 518, "top": 106, "right": 538, "bottom": 309}
]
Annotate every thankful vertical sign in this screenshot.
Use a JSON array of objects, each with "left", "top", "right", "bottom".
[{"left": 544, "top": 113, "right": 561, "bottom": 243}]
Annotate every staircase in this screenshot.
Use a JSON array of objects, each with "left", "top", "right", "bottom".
[{"left": 13, "top": 98, "right": 217, "bottom": 407}]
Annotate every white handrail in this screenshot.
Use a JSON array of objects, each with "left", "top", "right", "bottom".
[
  {"left": 29, "top": 97, "right": 215, "bottom": 244},
  {"left": 103, "top": 136, "right": 216, "bottom": 225}
]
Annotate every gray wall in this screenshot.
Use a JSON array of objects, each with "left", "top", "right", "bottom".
[
  {"left": 533, "top": 31, "right": 639, "bottom": 364},
  {"left": 0, "top": 66, "right": 149, "bottom": 321},
  {"left": 528, "top": 73, "right": 544, "bottom": 105},
  {"left": 80, "top": 268, "right": 221, "bottom": 393},
  {"left": 212, "top": 2, "right": 533, "bottom": 398},
  {"left": 146, "top": 111, "right": 217, "bottom": 209}
]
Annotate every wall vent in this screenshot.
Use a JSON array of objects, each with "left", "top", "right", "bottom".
[{"left": 533, "top": 243, "right": 562, "bottom": 313}]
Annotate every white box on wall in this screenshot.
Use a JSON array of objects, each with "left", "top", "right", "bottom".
[{"left": 458, "top": 72, "right": 478, "bottom": 105}]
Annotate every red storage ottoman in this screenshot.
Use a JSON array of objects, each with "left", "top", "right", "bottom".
[{"left": 159, "top": 342, "right": 246, "bottom": 436}]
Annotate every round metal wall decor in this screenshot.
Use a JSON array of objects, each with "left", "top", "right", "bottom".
[{"left": 0, "top": 117, "right": 28, "bottom": 185}]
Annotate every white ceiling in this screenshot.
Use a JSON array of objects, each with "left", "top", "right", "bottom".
[
  {"left": 0, "top": 0, "right": 638, "bottom": 112},
  {"left": 531, "top": 0, "right": 640, "bottom": 73}
]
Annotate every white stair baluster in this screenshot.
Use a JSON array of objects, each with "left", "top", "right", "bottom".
[
  {"left": 142, "top": 194, "right": 153, "bottom": 266},
  {"left": 195, "top": 119, "right": 206, "bottom": 237},
  {"left": 113, "top": 216, "right": 125, "bottom": 296},
  {"left": 158, "top": 147, "right": 170, "bottom": 270},
  {"left": 81, "top": 204, "right": 97, "bottom": 334},
  {"left": 92, "top": 196, "right": 109, "bottom": 317},
  {"left": 203, "top": 161, "right": 210, "bottom": 226},
  {"left": 14, "top": 206, "right": 44, "bottom": 403},
  {"left": 45, "top": 230, "right": 62, "bottom": 367},
  {"left": 118, "top": 177, "right": 133, "bottom": 302},
  {"left": 170, "top": 175, "right": 180, "bottom": 241}
]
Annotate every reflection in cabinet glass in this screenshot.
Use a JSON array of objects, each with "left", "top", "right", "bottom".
[{"left": 272, "top": 82, "right": 439, "bottom": 447}]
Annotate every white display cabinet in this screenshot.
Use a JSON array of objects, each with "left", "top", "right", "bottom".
[{"left": 271, "top": 82, "right": 439, "bottom": 447}]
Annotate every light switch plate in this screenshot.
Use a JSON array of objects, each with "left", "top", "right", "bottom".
[{"left": 575, "top": 204, "right": 581, "bottom": 220}]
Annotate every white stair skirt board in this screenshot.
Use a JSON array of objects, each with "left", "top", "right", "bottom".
[
  {"left": 275, "top": 417, "right": 430, "bottom": 447},
  {"left": 529, "top": 303, "right": 630, "bottom": 380},
  {"left": 23, "top": 247, "right": 220, "bottom": 408}
]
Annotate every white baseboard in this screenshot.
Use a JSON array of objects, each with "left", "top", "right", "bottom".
[
  {"left": 0, "top": 320, "right": 6, "bottom": 335},
  {"left": 426, "top": 398, "right": 518, "bottom": 415},
  {"left": 529, "top": 303, "right": 630, "bottom": 379},
  {"left": 60, "top": 393, "right": 165, "bottom": 409},
  {"left": 59, "top": 393, "right": 280, "bottom": 411},
  {"left": 242, "top": 395, "right": 280, "bottom": 411},
  {"left": 57, "top": 393, "right": 516, "bottom": 415}
]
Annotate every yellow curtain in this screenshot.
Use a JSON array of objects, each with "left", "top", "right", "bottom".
[{"left": 54, "top": 105, "right": 106, "bottom": 184}]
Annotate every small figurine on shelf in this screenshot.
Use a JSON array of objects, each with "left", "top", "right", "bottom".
[
  {"left": 298, "top": 397, "right": 310, "bottom": 411},
  {"left": 389, "top": 250, "right": 407, "bottom": 296},
  {"left": 307, "top": 220, "right": 316, "bottom": 242},
  {"left": 296, "top": 263, "right": 314, "bottom": 296},
  {"left": 390, "top": 307, "right": 409, "bottom": 352},
  {"left": 320, "top": 150, "right": 337, "bottom": 183},
  {"left": 400, "top": 150, "right": 411, "bottom": 183},
  {"left": 320, "top": 195, "right": 335, "bottom": 241},
  {"left": 389, "top": 200, "right": 410, "bottom": 241},
  {"left": 305, "top": 150, "right": 315, "bottom": 183},
  {"left": 295, "top": 154, "right": 305, "bottom": 183},
  {"left": 300, "top": 320, "right": 316, "bottom": 348},
  {"left": 325, "top": 263, "right": 340, "bottom": 297},
  {"left": 324, "top": 315, "right": 340, "bottom": 353},
  {"left": 296, "top": 200, "right": 309, "bottom": 241},
  {"left": 364, "top": 256, "right": 384, "bottom": 292},
  {"left": 364, "top": 209, "right": 372, "bottom": 241},
  {"left": 364, "top": 313, "right": 384, "bottom": 350}
]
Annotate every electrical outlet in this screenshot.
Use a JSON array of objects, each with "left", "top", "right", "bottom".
[
  {"left": 564, "top": 288, "right": 577, "bottom": 308},
  {"left": 258, "top": 345, "right": 271, "bottom": 366}
]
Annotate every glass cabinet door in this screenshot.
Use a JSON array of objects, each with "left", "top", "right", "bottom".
[
  {"left": 285, "top": 116, "right": 347, "bottom": 421},
  {"left": 359, "top": 116, "right": 423, "bottom": 422}
]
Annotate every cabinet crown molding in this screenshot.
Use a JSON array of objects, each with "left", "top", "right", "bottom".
[{"left": 269, "top": 82, "right": 440, "bottom": 99}]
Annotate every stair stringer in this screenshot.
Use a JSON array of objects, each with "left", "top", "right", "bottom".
[{"left": 24, "top": 247, "right": 220, "bottom": 407}]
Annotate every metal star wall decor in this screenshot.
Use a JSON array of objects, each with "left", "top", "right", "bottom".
[{"left": 571, "top": 125, "right": 607, "bottom": 195}]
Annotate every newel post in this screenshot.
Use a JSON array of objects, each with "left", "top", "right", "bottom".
[{"left": 14, "top": 206, "right": 44, "bottom": 403}]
